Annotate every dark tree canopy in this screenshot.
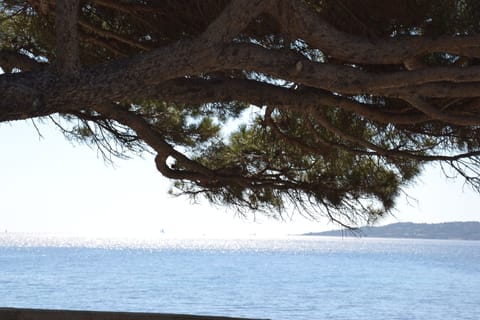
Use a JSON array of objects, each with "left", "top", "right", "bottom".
[{"left": 2, "top": 0, "right": 480, "bottom": 227}]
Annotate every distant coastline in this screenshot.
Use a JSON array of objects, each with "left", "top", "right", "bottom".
[{"left": 303, "top": 221, "right": 480, "bottom": 240}]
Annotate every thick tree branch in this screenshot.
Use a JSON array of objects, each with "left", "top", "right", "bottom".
[
  {"left": 91, "top": 103, "right": 216, "bottom": 179},
  {"left": 92, "top": 104, "right": 297, "bottom": 191},
  {"left": 402, "top": 96, "right": 480, "bottom": 126},
  {"left": 382, "top": 82, "right": 480, "bottom": 98},
  {"left": 0, "top": 71, "right": 56, "bottom": 122},
  {"left": 200, "top": 0, "right": 273, "bottom": 43},
  {"left": 4, "top": 45, "right": 478, "bottom": 127},
  {"left": 149, "top": 78, "right": 429, "bottom": 125},
  {"left": 273, "top": 0, "right": 480, "bottom": 65},
  {"left": 4, "top": 0, "right": 480, "bottom": 226},
  {"left": 55, "top": 0, "right": 80, "bottom": 76},
  {"left": 214, "top": 44, "right": 480, "bottom": 96},
  {"left": 308, "top": 106, "right": 480, "bottom": 161}
]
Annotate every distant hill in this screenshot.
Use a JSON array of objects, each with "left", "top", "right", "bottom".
[{"left": 303, "top": 222, "right": 480, "bottom": 240}]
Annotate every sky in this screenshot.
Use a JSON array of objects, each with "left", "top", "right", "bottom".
[{"left": 1, "top": 120, "right": 480, "bottom": 238}]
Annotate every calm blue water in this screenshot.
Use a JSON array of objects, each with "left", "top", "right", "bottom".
[{"left": 0, "top": 235, "right": 479, "bottom": 320}]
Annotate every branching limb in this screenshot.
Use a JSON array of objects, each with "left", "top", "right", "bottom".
[
  {"left": 219, "top": 44, "right": 480, "bottom": 95},
  {"left": 200, "top": 0, "right": 274, "bottom": 43},
  {"left": 308, "top": 106, "right": 480, "bottom": 162},
  {"left": 403, "top": 96, "right": 480, "bottom": 126},
  {"left": 92, "top": 103, "right": 216, "bottom": 179},
  {"left": 273, "top": 0, "right": 480, "bottom": 65}
]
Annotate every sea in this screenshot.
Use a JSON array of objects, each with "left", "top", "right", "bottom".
[{"left": 0, "top": 234, "right": 479, "bottom": 320}]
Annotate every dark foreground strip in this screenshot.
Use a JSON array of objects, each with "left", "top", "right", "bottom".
[{"left": 0, "top": 308, "right": 269, "bottom": 320}]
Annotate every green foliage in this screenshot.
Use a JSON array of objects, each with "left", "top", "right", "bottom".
[
  {"left": 1, "top": 2, "right": 53, "bottom": 60},
  {"left": 135, "top": 100, "right": 248, "bottom": 150},
  {"left": 174, "top": 113, "right": 420, "bottom": 222},
  {"left": 3, "top": 0, "right": 480, "bottom": 225}
]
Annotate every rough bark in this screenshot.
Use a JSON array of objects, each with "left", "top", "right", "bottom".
[
  {"left": 3, "top": 0, "right": 480, "bottom": 223},
  {"left": 4, "top": 1, "right": 480, "bottom": 125},
  {"left": 55, "top": 0, "right": 80, "bottom": 76}
]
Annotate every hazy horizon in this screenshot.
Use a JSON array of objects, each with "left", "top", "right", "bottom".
[{"left": 2, "top": 121, "right": 480, "bottom": 238}]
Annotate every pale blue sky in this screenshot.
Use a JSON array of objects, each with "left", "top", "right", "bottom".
[{"left": 1, "top": 120, "right": 480, "bottom": 238}]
